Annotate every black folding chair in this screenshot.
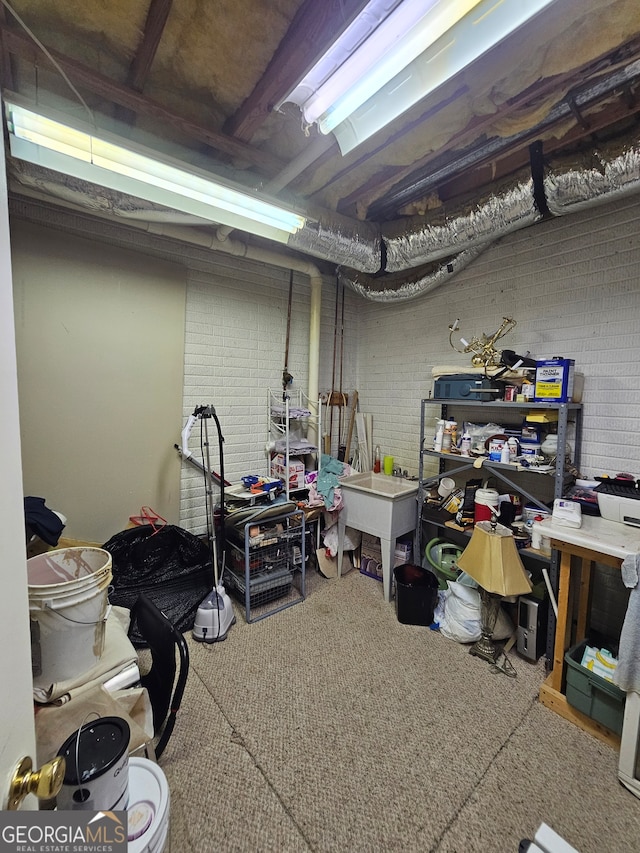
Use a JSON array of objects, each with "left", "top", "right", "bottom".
[{"left": 128, "top": 593, "right": 190, "bottom": 760}]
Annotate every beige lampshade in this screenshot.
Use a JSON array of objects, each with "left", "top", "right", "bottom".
[{"left": 456, "top": 521, "right": 532, "bottom": 597}]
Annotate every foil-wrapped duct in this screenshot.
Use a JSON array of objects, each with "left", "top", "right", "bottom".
[
  {"left": 338, "top": 245, "right": 490, "bottom": 303},
  {"left": 8, "top": 160, "right": 209, "bottom": 223},
  {"left": 383, "top": 180, "right": 540, "bottom": 273},
  {"left": 287, "top": 216, "right": 381, "bottom": 274},
  {"left": 544, "top": 144, "right": 640, "bottom": 216}
]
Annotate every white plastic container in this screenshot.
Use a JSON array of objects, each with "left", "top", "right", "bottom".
[
  {"left": 128, "top": 758, "right": 171, "bottom": 852},
  {"left": 433, "top": 420, "right": 445, "bottom": 452},
  {"left": 27, "top": 547, "right": 112, "bottom": 687},
  {"left": 520, "top": 442, "right": 542, "bottom": 460}
]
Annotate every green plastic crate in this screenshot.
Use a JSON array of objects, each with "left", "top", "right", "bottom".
[{"left": 564, "top": 640, "right": 626, "bottom": 735}]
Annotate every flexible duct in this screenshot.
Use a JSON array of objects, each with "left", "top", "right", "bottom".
[
  {"left": 544, "top": 142, "right": 640, "bottom": 216},
  {"left": 339, "top": 244, "right": 490, "bottom": 302},
  {"left": 382, "top": 180, "right": 541, "bottom": 272},
  {"left": 288, "top": 209, "right": 382, "bottom": 274},
  {"left": 8, "top": 131, "right": 640, "bottom": 304}
]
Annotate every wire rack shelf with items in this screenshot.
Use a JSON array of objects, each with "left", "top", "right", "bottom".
[
  {"left": 267, "top": 388, "right": 321, "bottom": 501},
  {"left": 225, "top": 508, "right": 306, "bottom": 623}
]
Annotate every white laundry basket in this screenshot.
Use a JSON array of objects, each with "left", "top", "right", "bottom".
[{"left": 27, "top": 547, "right": 112, "bottom": 688}]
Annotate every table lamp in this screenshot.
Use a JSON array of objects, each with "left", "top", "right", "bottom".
[{"left": 456, "top": 517, "right": 532, "bottom": 663}]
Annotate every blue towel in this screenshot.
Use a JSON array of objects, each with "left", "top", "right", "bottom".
[
  {"left": 316, "top": 454, "right": 346, "bottom": 508},
  {"left": 613, "top": 552, "right": 640, "bottom": 694}
]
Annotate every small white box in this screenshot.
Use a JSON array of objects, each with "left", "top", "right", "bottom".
[
  {"left": 271, "top": 454, "right": 305, "bottom": 489},
  {"left": 552, "top": 498, "right": 582, "bottom": 528}
]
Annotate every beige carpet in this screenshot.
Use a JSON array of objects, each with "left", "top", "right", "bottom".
[{"left": 159, "top": 567, "right": 638, "bottom": 853}]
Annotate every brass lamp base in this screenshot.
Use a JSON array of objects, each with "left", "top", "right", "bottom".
[
  {"left": 469, "top": 588, "right": 501, "bottom": 664},
  {"left": 469, "top": 634, "right": 499, "bottom": 664}
]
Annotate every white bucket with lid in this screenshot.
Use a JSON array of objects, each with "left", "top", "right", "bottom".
[
  {"left": 474, "top": 488, "right": 499, "bottom": 523},
  {"left": 128, "top": 758, "right": 171, "bottom": 853},
  {"left": 27, "top": 547, "right": 112, "bottom": 687}
]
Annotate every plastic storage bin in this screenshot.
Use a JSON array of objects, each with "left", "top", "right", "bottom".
[
  {"left": 564, "top": 640, "right": 626, "bottom": 734},
  {"left": 393, "top": 564, "right": 439, "bottom": 626}
]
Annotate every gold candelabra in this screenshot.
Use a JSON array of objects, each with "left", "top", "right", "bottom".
[{"left": 448, "top": 317, "right": 517, "bottom": 369}]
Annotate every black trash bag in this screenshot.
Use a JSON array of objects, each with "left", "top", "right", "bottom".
[{"left": 102, "top": 525, "right": 213, "bottom": 646}]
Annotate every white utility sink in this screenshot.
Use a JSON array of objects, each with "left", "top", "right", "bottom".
[
  {"left": 337, "top": 472, "right": 418, "bottom": 603},
  {"left": 338, "top": 471, "right": 418, "bottom": 499}
]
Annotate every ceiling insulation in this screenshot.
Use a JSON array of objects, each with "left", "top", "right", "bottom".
[{"left": 2, "top": 0, "right": 640, "bottom": 291}]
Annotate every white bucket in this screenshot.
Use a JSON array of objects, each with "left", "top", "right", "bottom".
[
  {"left": 27, "top": 547, "right": 112, "bottom": 687},
  {"left": 128, "top": 758, "right": 171, "bottom": 853}
]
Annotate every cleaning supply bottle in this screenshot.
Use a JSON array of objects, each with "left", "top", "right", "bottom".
[
  {"left": 373, "top": 445, "right": 381, "bottom": 473},
  {"left": 433, "top": 420, "right": 444, "bottom": 452},
  {"left": 460, "top": 431, "right": 471, "bottom": 456}
]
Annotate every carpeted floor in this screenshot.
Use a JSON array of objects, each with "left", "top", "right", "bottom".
[{"left": 159, "top": 566, "right": 639, "bottom": 853}]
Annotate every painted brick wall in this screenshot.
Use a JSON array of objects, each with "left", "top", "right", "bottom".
[
  {"left": 178, "top": 192, "right": 640, "bottom": 548},
  {"left": 354, "top": 194, "right": 640, "bottom": 481},
  {"left": 12, "top": 194, "right": 637, "bottom": 638},
  {"left": 352, "top": 194, "right": 640, "bottom": 642},
  {"left": 181, "top": 255, "right": 358, "bottom": 533}
]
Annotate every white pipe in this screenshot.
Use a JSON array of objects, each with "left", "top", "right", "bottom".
[{"left": 542, "top": 567, "right": 558, "bottom": 618}]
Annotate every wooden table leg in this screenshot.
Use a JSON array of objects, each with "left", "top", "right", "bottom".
[{"left": 550, "top": 548, "right": 572, "bottom": 692}]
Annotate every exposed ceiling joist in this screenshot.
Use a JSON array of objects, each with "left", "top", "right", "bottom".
[
  {"left": 5, "top": 0, "right": 640, "bottom": 272},
  {"left": 1, "top": 25, "right": 286, "bottom": 175},
  {"left": 224, "top": 0, "right": 370, "bottom": 143},
  {"left": 345, "top": 40, "right": 640, "bottom": 219},
  {"left": 128, "top": 0, "right": 174, "bottom": 92}
]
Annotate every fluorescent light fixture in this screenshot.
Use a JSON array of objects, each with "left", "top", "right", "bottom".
[
  {"left": 283, "top": 0, "right": 557, "bottom": 154},
  {"left": 5, "top": 101, "right": 306, "bottom": 243}
]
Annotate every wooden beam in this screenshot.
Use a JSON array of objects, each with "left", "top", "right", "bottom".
[
  {"left": 128, "top": 0, "right": 173, "bottom": 91},
  {"left": 224, "top": 0, "right": 370, "bottom": 142},
  {"left": 1, "top": 26, "right": 285, "bottom": 175},
  {"left": 323, "top": 86, "right": 468, "bottom": 217}
]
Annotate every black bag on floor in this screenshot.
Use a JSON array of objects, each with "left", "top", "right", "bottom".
[{"left": 103, "top": 525, "right": 212, "bottom": 646}]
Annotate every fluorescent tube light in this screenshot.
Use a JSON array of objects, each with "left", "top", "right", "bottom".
[
  {"left": 5, "top": 102, "right": 306, "bottom": 242},
  {"left": 282, "top": 0, "right": 556, "bottom": 154},
  {"left": 313, "top": 0, "right": 483, "bottom": 132},
  {"left": 282, "top": 0, "right": 442, "bottom": 124}
]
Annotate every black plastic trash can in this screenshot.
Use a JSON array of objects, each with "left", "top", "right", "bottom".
[{"left": 393, "top": 563, "right": 439, "bottom": 626}]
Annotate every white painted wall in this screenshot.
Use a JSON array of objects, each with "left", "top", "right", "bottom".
[{"left": 11, "top": 220, "right": 186, "bottom": 543}]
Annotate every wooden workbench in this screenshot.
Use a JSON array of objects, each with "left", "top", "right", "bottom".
[{"left": 533, "top": 515, "right": 640, "bottom": 748}]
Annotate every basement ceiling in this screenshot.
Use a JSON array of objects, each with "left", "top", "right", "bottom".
[{"left": 2, "top": 0, "right": 640, "bottom": 279}]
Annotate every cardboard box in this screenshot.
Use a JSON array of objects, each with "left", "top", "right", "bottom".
[
  {"left": 534, "top": 358, "right": 575, "bottom": 402},
  {"left": 270, "top": 454, "right": 305, "bottom": 489}
]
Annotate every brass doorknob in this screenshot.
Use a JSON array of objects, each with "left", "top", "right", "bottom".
[{"left": 7, "top": 756, "right": 66, "bottom": 810}]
